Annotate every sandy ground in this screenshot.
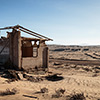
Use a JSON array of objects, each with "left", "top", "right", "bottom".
[
  {"left": 0, "top": 45, "right": 100, "bottom": 100},
  {"left": 0, "top": 62, "right": 100, "bottom": 100},
  {"left": 49, "top": 45, "right": 100, "bottom": 60}
]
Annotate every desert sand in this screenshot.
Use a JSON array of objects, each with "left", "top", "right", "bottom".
[{"left": 0, "top": 45, "right": 100, "bottom": 100}]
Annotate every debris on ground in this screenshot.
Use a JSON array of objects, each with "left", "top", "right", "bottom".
[
  {"left": 54, "top": 62, "right": 62, "bottom": 65},
  {"left": 66, "top": 93, "right": 86, "bottom": 100},
  {"left": 40, "top": 87, "right": 48, "bottom": 93},
  {"left": 45, "top": 73, "right": 64, "bottom": 81},
  {"left": 34, "top": 87, "right": 48, "bottom": 94},
  {"left": 23, "top": 74, "right": 43, "bottom": 82},
  {"left": 6, "top": 79, "right": 18, "bottom": 83},
  {"left": 1, "top": 70, "right": 45, "bottom": 83},
  {"left": 3, "top": 70, "right": 20, "bottom": 80},
  {"left": 23, "top": 94, "right": 39, "bottom": 99},
  {"left": 52, "top": 88, "right": 65, "bottom": 98},
  {"left": 0, "top": 88, "right": 18, "bottom": 96},
  {"left": 2, "top": 70, "right": 21, "bottom": 83}
]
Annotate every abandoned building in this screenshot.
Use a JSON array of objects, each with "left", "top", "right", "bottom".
[{"left": 0, "top": 25, "right": 52, "bottom": 72}]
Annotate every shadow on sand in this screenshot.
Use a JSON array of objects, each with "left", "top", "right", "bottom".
[{"left": 45, "top": 74, "right": 64, "bottom": 81}]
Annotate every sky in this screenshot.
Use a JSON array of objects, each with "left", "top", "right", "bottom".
[{"left": 0, "top": 0, "right": 100, "bottom": 45}]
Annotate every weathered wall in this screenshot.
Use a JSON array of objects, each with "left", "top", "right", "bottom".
[
  {"left": 9, "top": 30, "right": 22, "bottom": 69},
  {"left": 22, "top": 45, "right": 48, "bottom": 71},
  {"left": 22, "top": 46, "right": 43, "bottom": 70},
  {"left": 9, "top": 30, "right": 48, "bottom": 71},
  {"left": 0, "top": 39, "right": 9, "bottom": 64},
  {"left": 0, "top": 54, "right": 9, "bottom": 65},
  {"left": 0, "top": 28, "right": 49, "bottom": 73},
  {"left": 42, "top": 46, "right": 48, "bottom": 69},
  {"left": 0, "top": 46, "right": 9, "bottom": 55}
]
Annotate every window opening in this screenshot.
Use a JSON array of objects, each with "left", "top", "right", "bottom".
[
  {"left": 33, "top": 41, "right": 38, "bottom": 57},
  {"left": 22, "top": 40, "right": 38, "bottom": 57}
]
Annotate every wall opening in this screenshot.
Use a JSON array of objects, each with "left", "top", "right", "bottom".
[
  {"left": 33, "top": 47, "right": 38, "bottom": 57},
  {"left": 22, "top": 40, "right": 38, "bottom": 57}
]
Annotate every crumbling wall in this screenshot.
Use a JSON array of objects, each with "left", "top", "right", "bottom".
[
  {"left": 0, "top": 55, "right": 9, "bottom": 65},
  {"left": 22, "top": 41, "right": 48, "bottom": 71},
  {"left": 9, "top": 30, "right": 22, "bottom": 69},
  {"left": 0, "top": 25, "right": 51, "bottom": 73},
  {"left": 42, "top": 46, "right": 48, "bottom": 69},
  {"left": 0, "top": 38, "right": 9, "bottom": 55},
  {"left": 0, "top": 38, "right": 9, "bottom": 64},
  {"left": 22, "top": 46, "right": 48, "bottom": 71}
]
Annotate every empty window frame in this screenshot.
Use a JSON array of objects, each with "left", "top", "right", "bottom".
[
  {"left": 22, "top": 41, "right": 33, "bottom": 57},
  {"left": 33, "top": 46, "right": 38, "bottom": 57}
]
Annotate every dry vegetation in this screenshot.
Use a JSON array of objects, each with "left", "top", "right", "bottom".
[
  {"left": 0, "top": 45, "right": 100, "bottom": 100},
  {"left": 48, "top": 45, "right": 100, "bottom": 60}
]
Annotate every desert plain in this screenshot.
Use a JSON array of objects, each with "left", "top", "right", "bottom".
[{"left": 0, "top": 45, "right": 100, "bottom": 100}]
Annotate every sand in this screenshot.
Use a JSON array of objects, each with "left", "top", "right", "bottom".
[{"left": 0, "top": 45, "right": 100, "bottom": 100}]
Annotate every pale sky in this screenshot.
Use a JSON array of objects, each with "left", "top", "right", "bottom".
[{"left": 0, "top": 0, "right": 100, "bottom": 45}]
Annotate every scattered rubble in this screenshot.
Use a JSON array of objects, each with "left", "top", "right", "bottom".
[
  {"left": 66, "top": 93, "right": 86, "bottom": 100},
  {"left": 0, "top": 88, "right": 18, "bottom": 96},
  {"left": 92, "top": 73, "right": 98, "bottom": 77},
  {"left": 54, "top": 62, "right": 62, "bottom": 65},
  {"left": 52, "top": 88, "right": 65, "bottom": 98},
  {"left": 35, "top": 87, "right": 48, "bottom": 94},
  {"left": 45, "top": 73, "right": 64, "bottom": 81},
  {"left": 40, "top": 88, "right": 48, "bottom": 93},
  {"left": 2, "top": 70, "right": 21, "bottom": 83},
  {"left": 23, "top": 74, "right": 43, "bottom": 82}
]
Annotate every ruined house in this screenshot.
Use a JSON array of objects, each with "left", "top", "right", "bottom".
[{"left": 0, "top": 25, "right": 52, "bottom": 72}]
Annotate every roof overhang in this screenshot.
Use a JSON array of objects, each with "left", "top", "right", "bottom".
[{"left": 0, "top": 25, "right": 53, "bottom": 41}]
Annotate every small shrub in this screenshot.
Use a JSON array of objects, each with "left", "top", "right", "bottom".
[
  {"left": 40, "top": 87, "right": 48, "bottom": 93},
  {"left": 52, "top": 88, "right": 65, "bottom": 98},
  {"left": 67, "top": 93, "right": 86, "bottom": 100},
  {"left": 0, "top": 88, "right": 18, "bottom": 96}
]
